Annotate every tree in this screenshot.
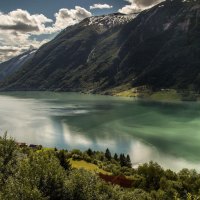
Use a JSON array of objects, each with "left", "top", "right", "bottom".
[
  {"left": 126, "top": 154, "right": 132, "bottom": 168},
  {"left": 0, "top": 133, "right": 18, "bottom": 187},
  {"left": 86, "top": 148, "right": 93, "bottom": 156},
  {"left": 7, "top": 150, "right": 68, "bottom": 200},
  {"left": 114, "top": 153, "right": 118, "bottom": 161},
  {"left": 120, "top": 154, "right": 126, "bottom": 167},
  {"left": 137, "top": 162, "right": 164, "bottom": 191},
  {"left": 105, "top": 148, "right": 111, "bottom": 161},
  {"left": 56, "top": 150, "right": 71, "bottom": 171},
  {"left": 1, "top": 178, "right": 45, "bottom": 200},
  {"left": 65, "top": 169, "right": 112, "bottom": 200}
]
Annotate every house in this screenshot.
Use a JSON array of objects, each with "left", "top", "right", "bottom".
[{"left": 29, "top": 144, "right": 38, "bottom": 148}]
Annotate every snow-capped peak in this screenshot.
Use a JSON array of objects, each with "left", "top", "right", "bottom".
[{"left": 82, "top": 13, "right": 137, "bottom": 32}]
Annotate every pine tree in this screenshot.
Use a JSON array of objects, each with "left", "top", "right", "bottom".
[
  {"left": 105, "top": 148, "right": 111, "bottom": 161},
  {"left": 114, "top": 153, "right": 118, "bottom": 161},
  {"left": 56, "top": 150, "right": 71, "bottom": 171},
  {"left": 126, "top": 154, "right": 132, "bottom": 168},
  {"left": 86, "top": 148, "right": 93, "bottom": 156},
  {"left": 120, "top": 154, "right": 126, "bottom": 167}
]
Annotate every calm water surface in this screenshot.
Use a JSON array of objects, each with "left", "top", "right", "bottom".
[{"left": 0, "top": 92, "right": 200, "bottom": 171}]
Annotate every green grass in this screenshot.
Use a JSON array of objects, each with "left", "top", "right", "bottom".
[
  {"left": 114, "top": 88, "right": 198, "bottom": 102},
  {"left": 36, "top": 147, "right": 55, "bottom": 153},
  {"left": 109, "top": 84, "right": 140, "bottom": 97},
  {"left": 149, "top": 89, "right": 181, "bottom": 101},
  {"left": 70, "top": 159, "right": 110, "bottom": 174},
  {"left": 115, "top": 88, "right": 139, "bottom": 97},
  {"left": 111, "top": 86, "right": 182, "bottom": 101},
  {"left": 42, "top": 147, "right": 55, "bottom": 151},
  {"left": 108, "top": 84, "right": 152, "bottom": 98}
]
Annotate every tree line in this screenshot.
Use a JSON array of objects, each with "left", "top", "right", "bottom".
[{"left": 0, "top": 134, "right": 200, "bottom": 200}]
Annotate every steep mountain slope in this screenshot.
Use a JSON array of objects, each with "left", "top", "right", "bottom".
[
  {"left": 129, "top": 0, "right": 200, "bottom": 91},
  {"left": 1, "top": 0, "right": 200, "bottom": 93},
  {"left": 0, "top": 49, "right": 36, "bottom": 81},
  {"left": 0, "top": 13, "right": 135, "bottom": 91}
]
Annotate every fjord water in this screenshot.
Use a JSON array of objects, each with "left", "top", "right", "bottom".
[{"left": 0, "top": 92, "right": 200, "bottom": 171}]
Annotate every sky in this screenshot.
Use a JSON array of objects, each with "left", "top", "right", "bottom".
[{"left": 0, "top": 0, "right": 162, "bottom": 62}]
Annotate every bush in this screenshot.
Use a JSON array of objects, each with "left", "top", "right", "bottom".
[{"left": 72, "top": 154, "right": 82, "bottom": 160}]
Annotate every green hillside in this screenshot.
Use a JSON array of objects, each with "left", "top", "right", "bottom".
[{"left": 0, "top": 134, "right": 200, "bottom": 199}]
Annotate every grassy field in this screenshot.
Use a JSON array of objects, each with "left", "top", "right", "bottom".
[
  {"left": 112, "top": 87, "right": 187, "bottom": 101},
  {"left": 70, "top": 159, "right": 110, "bottom": 174},
  {"left": 149, "top": 89, "right": 181, "bottom": 101},
  {"left": 115, "top": 88, "right": 139, "bottom": 97},
  {"left": 110, "top": 85, "right": 149, "bottom": 98}
]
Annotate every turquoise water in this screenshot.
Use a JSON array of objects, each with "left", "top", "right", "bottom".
[{"left": 0, "top": 91, "right": 200, "bottom": 171}]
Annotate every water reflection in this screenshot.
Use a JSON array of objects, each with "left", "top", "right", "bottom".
[{"left": 0, "top": 92, "right": 200, "bottom": 171}]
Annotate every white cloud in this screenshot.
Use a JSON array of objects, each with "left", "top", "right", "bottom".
[
  {"left": 90, "top": 4, "right": 113, "bottom": 10},
  {"left": 0, "top": 9, "right": 53, "bottom": 34},
  {"left": 133, "top": 0, "right": 163, "bottom": 7},
  {"left": 0, "top": 39, "right": 50, "bottom": 62},
  {"left": 119, "top": 0, "right": 163, "bottom": 14},
  {"left": 119, "top": 3, "right": 142, "bottom": 14},
  {"left": 0, "top": 9, "right": 55, "bottom": 62},
  {"left": 0, "top": 7, "right": 92, "bottom": 62},
  {"left": 0, "top": 46, "right": 25, "bottom": 62},
  {"left": 54, "top": 6, "right": 92, "bottom": 30}
]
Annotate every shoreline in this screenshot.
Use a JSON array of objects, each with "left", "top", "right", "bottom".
[{"left": 1, "top": 87, "right": 199, "bottom": 102}]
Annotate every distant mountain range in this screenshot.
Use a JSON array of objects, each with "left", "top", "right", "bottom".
[{"left": 0, "top": 0, "right": 200, "bottom": 95}]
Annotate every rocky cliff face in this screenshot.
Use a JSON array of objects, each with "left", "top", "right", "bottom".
[{"left": 1, "top": 0, "right": 200, "bottom": 93}]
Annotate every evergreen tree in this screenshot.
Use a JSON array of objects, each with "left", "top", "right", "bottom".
[
  {"left": 105, "top": 148, "right": 111, "bottom": 161},
  {"left": 114, "top": 153, "right": 118, "bottom": 161},
  {"left": 56, "top": 150, "right": 71, "bottom": 171},
  {"left": 119, "top": 154, "right": 126, "bottom": 167},
  {"left": 126, "top": 154, "right": 132, "bottom": 168},
  {"left": 86, "top": 148, "right": 93, "bottom": 156}
]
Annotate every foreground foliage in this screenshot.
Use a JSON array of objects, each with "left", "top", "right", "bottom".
[{"left": 0, "top": 134, "right": 199, "bottom": 200}]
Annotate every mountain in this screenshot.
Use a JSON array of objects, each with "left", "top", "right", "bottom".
[
  {"left": 83, "top": 13, "right": 136, "bottom": 32},
  {"left": 0, "top": 49, "right": 36, "bottom": 81},
  {"left": 0, "top": 0, "right": 200, "bottom": 95},
  {"left": 0, "top": 12, "right": 136, "bottom": 91}
]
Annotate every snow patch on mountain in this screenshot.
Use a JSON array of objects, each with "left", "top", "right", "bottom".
[{"left": 82, "top": 13, "right": 137, "bottom": 32}]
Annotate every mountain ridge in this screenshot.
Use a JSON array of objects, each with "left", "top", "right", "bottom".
[{"left": 0, "top": 0, "right": 200, "bottom": 96}]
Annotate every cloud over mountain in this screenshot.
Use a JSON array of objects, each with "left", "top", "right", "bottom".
[
  {"left": 119, "top": 0, "right": 162, "bottom": 14},
  {"left": 0, "top": 7, "right": 92, "bottom": 62},
  {"left": 90, "top": 4, "right": 113, "bottom": 10},
  {"left": 54, "top": 6, "right": 92, "bottom": 30}
]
